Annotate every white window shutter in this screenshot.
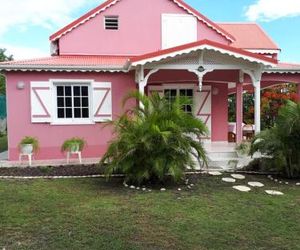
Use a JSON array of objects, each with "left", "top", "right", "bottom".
[
  {"left": 92, "top": 82, "right": 112, "bottom": 122},
  {"left": 194, "top": 85, "right": 212, "bottom": 137},
  {"left": 30, "top": 81, "right": 53, "bottom": 123}
]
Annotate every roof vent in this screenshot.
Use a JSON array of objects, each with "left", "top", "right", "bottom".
[{"left": 105, "top": 16, "right": 119, "bottom": 30}]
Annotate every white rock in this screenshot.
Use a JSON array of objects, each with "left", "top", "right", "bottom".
[
  {"left": 190, "top": 184, "right": 194, "bottom": 187},
  {"left": 279, "top": 181, "right": 282, "bottom": 184},
  {"left": 177, "top": 188, "right": 182, "bottom": 191},
  {"left": 123, "top": 183, "right": 128, "bottom": 187},
  {"left": 248, "top": 182, "right": 264, "bottom": 187},
  {"left": 130, "top": 185, "right": 135, "bottom": 189},
  {"left": 233, "top": 185, "right": 251, "bottom": 192},
  {"left": 274, "top": 179, "right": 278, "bottom": 182},
  {"left": 222, "top": 177, "right": 236, "bottom": 183},
  {"left": 148, "top": 189, "right": 152, "bottom": 192},
  {"left": 160, "top": 188, "right": 166, "bottom": 191},
  {"left": 285, "top": 182, "right": 289, "bottom": 185},
  {"left": 187, "top": 185, "right": 192, "bottom": 189},
  {"left": 142, "top": 188, "right": 146, "bottom": 191},
  {"left": 136, "top": 187, "right": 140, "bottom": 190},
  {"left": 231, "top": 174, "right": 246, "bottom": 180},
  {"left": 296, "top": 183, "right": 300, "bottom": 186},
  {"left": 265, "top": 190, "right": 284, "bottom": 196},
  {"left": 208, "top": 171, "right": 223, "bottom": 176}
]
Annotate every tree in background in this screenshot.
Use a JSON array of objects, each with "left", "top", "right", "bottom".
[
  {"left": 228, "top": 84, "right": 298, "bottom": 130},
  {"left": 0, "top": 49, "right": 13, "bottom": 95}
]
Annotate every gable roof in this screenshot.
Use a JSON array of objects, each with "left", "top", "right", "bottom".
[
  {"left": 218, "top": 23, "right": 279, "bottom": 51},
  {"left": 0, "top": 55, "right": 130, "bottom": 72},
  {"left": 131, "top": 39, "right": 277, "bottom": 67},
  {"left": 49, "top": 0, "right": 235, "bottom": 42}
]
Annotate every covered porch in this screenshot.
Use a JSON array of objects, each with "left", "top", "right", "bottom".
[{"left": 132, "top": 40, "right": 277, "bottom": 146}]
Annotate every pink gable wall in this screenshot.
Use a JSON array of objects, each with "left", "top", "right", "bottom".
[
  {"left": 58, "top": 0, "right": 229, "bottom": 56},
  {"left": 6, "top": 72, "right": 136, "bottom": 161}
]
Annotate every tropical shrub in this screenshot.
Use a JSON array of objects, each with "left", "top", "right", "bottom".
[
  {"left": 100, "top": 91, "right": 208, "bottom": 185},
  {"left": 250, "top": 101, "right": 300, "bottom": 178}
]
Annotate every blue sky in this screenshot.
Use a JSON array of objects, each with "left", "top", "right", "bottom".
[{"left": 0, "top": 0, "right": 300, "bottom": 62}]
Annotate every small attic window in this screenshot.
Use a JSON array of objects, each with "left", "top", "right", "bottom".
[{"left": 105, "top": 16, "right": 119, "bottom": 30}]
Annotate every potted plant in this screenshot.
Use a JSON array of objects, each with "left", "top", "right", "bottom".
[
  {"left": 18, "top": 136, "right": 39, "bottom": 154},
  {"left": 61, "top": 137, "right": 86, "bottom": 153}
]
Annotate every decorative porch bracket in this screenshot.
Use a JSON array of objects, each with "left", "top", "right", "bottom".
[
  {"left": 241, "top": 69, "right": 263, "bottom": 134},
  {"left": 135, "top": 66, "right": 159, "bottom": 107},
  {"left": 188, "top": 67, "right": 215, "bottom": 91}
]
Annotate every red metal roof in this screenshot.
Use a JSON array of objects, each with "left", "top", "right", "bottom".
[
  {"left": 0, "top": 55, "right": 129, "bottom": 67},
  {"left": 218, "top": 23, "right": 279, "bottom": 50},
  {"left": 131, "top": 39, "right": 277, "bottom": 65},
  {"left": 49, "top": 0, "right": 235, "bottom": 42}
]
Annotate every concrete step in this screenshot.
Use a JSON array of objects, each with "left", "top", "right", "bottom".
[{"left": 207, "top": 151, "right": 238, "bottom": 160}]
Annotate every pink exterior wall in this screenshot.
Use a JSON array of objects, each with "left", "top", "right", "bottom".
[
  {"left": 58, "top": 0, "right": 229, "bottom": 56},
  {"left": 6, "top": 72, "right": 136, "bottom": 161}
]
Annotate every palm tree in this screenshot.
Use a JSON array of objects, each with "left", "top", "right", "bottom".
[
  {"left": 250, "top": 100, "right": 300, "bottom": 178},
  {"left": 100, "top": 91, "right": 208, "bottom": 185}
]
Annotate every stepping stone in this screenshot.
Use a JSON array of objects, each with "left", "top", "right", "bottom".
[
  {"left": 222, "top": 177, "right": 236, "bottom": 183},
  {"left": 265, "top": 190, "right": 284, "bottom": 196},
  {"left": 296, "top": 183, "right": 300, "bottom": 186},
  {"left": 233, "top": 185, "right": 251, "bottom": 192},
  {"left": 248, "top": 182, "right": 264, "bottom": 187},
  {"left": 177, "top": 188, "right": 182, "bottom": 191},
  {"left": 160, "top": 188, "right": 166, "bottom": 191},
  {"left": 208, "top": 171, "right": 223, "bottom": 176},
  {"left": 231, "top": 174, "right": 246, "bottom": 180}
]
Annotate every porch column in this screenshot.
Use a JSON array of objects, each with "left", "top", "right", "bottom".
[
  {"left": 236, "top": 82, "right": 243, "bottom": 143},
  {"left": 254, "top": 80, "right": 261, "bottom": 134}
]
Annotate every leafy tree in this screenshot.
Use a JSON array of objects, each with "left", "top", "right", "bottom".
[
  {"left": 101, "top": 91, "right": 208, "bottom": 185},
  {"left": 250, "top": 100, "right": 300, "bottom": 178},
  {"left": 0, "top": 48, "right": 13, "bottom": 95}
]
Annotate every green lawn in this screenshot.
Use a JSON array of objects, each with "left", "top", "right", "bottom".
[
  {"left": 0, "top": 175, "right": 299, "bottom": 250},
  {"left": 0, "top": 134, "right": 7, "bottom": 153}
]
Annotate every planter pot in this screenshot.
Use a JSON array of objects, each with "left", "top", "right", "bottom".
[
  {"left": 21, "top": 144, "right": 33, "bottom": 154},
  {"left": 69, "top": 143, "right": 80, "bottom": 153}
]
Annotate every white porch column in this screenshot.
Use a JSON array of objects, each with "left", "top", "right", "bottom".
[
  {"left": 236, "top": 82, "right": 243, "bottom": 143},
  {"left": 254, "top": 80, "right": 261, "bottom": 134}
]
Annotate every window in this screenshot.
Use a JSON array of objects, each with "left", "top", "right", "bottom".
[
  {"left": 56, "top": 85, "right": 90, "bottom": 120},
  {"left": 164, "top": 88, "right": 193, "bottom": 114},
  {"left": 105, "top": 16, "right": 119, "bottom": 30}
]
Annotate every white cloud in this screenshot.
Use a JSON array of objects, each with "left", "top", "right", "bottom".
[
  {"left": 0, "top": 0, "right": 101, "bottom": 36},
  {"left": 245, "top": 0, "right": 300, "bottom": 21},
  {"left": 0, "top": 44, "right": 49, "bottom": 60}
]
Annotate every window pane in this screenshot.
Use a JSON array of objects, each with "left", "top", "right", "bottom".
[
  {"left": 65, "top": 86, "right": 72, "bottom": 96},
  {"left": 58, "top": 108, "right": 65, "bottom": 118},
  {"left": 82, "top": 108, "right": 89, "bottom": 118},
  {"left": 74, "top": 108, "right": 81, "bottom": 118},
  {"left": 57, "top": 86, "right": 64, "bottom": 96},
  {"left": 180, "top": 89, "right": 186, "bottom": 96},
  {"left": 74, "top": 86, "right": 81, "bottom": 96},
  {"left": 65, "top": 97, "right": 72, "bottom": 107},
  {"left": 82, "top": 97, "right": 89, "bottom": 107},
  {"left": 57, "top": 98, "right": 64, "bottom": 107},
  {"left": 187, "top": 89, "right": 193, "bottom": 97},
  {"left": 74, "top": 97, "right": 81, "bottom": 107},
  {"left": 66, "top": 108, "right": 72, "bottom": 118},
  {"left": 186, "top": 105, "right": 192, "bottom": 113},
  {"left": 81, "top": 86, "right": 88, "bottom": 96}
]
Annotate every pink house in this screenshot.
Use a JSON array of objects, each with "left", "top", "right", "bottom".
[{"left": 1, "top": 0, "right": 300, "bottom": 161}]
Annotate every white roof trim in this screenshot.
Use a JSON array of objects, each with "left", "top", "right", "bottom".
[
  {"left": 51, "top": 0, "right": 234, "bottom": 42},
  {"left": 264, "top": 67, "right": 300, "bottom": 74},
  {"left": 51, "top": 0, "right": 120, "bottom": 41},
  {"left": 131, "top": 45, "right": 276, "bottom": 67},
  {"left": 246, "top": 49, "right": 280, "bottom": 54}
]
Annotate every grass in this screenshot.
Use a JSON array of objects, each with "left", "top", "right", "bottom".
[
  {"left": 0, "top": 174, "right": 299, "bottom": 250},
  {"left": 0, "top": 134, "right": 7, "bottom": 153}
]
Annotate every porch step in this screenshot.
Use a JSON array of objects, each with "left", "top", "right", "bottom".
[{"left": 207, "top": 151, "right": 238, "bottom": 160}]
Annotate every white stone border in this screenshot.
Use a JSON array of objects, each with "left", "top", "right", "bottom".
[{"left": 267, "top": 175, "right": 300, "bottom": 186}]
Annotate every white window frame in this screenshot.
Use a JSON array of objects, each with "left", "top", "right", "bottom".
[{"left": 50, "top": 79, "right": 95, "bottom": 125}]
